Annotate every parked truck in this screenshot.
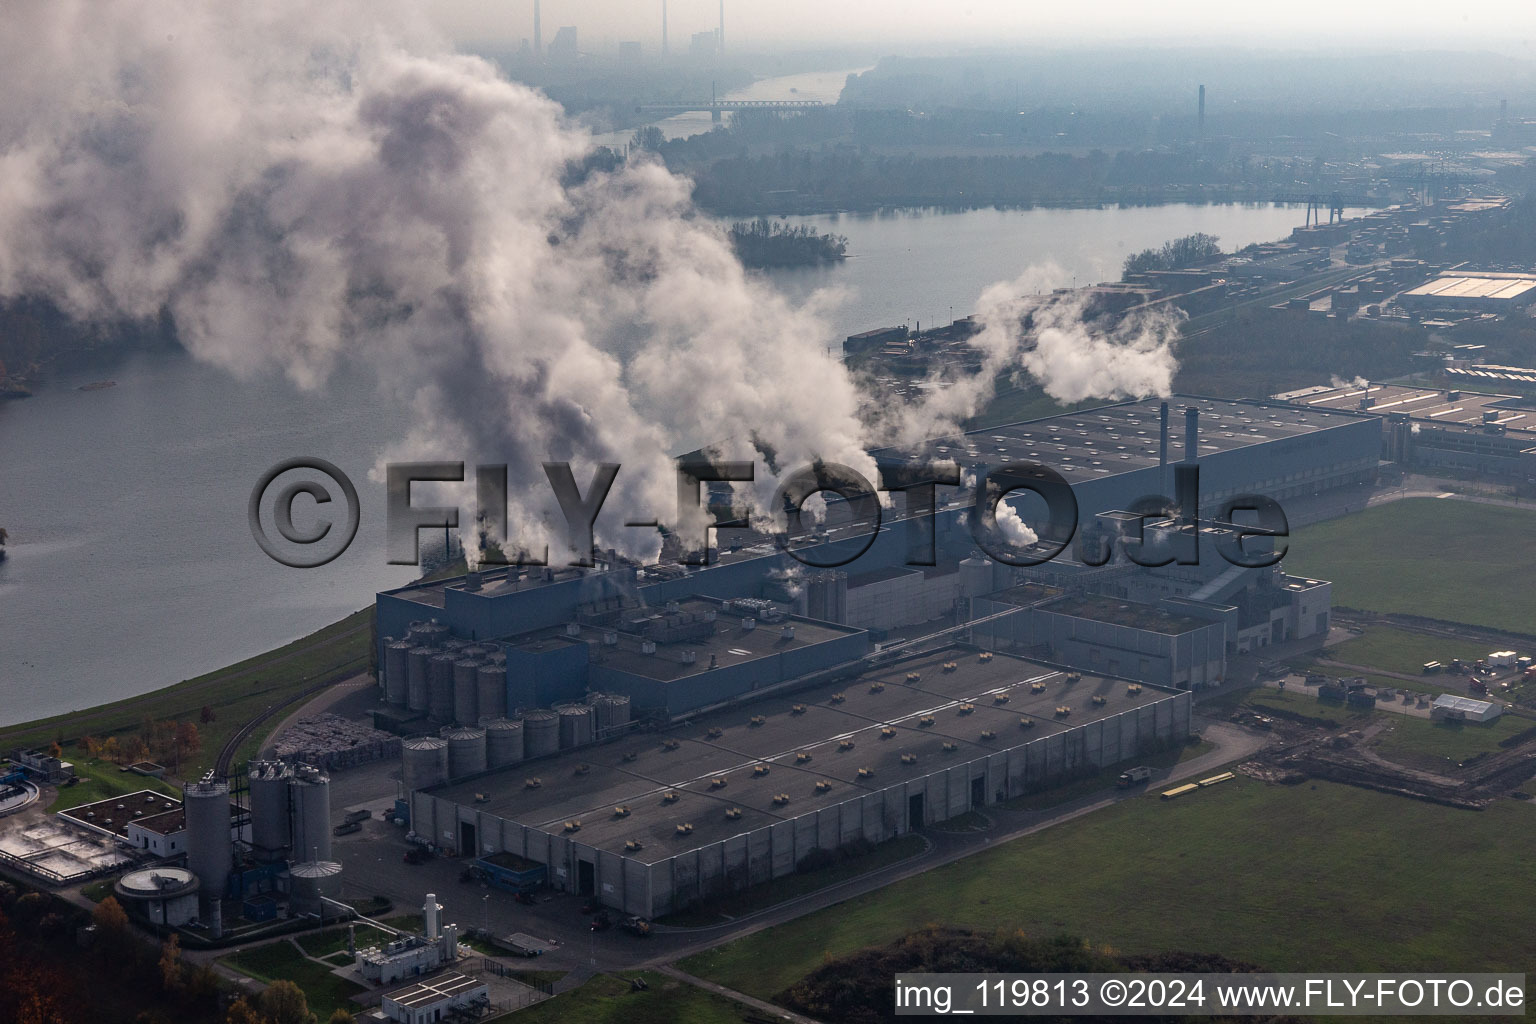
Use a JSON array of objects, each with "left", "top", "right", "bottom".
[{"left": 1116, "top": 766, "right": 1155, "bottom": 787}]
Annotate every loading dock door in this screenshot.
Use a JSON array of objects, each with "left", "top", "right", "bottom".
[
  {"left": 459, "top": 821, "right": 476, "bottom": 858},
  {"left": 908, "top": 792, "right": 925, "bottom": 829},
  {"left": 577, "top": 858, "right": 595, "bottom": 897},
  {"left": 971, "top": 776, "right": 986, "bottom": 809}
]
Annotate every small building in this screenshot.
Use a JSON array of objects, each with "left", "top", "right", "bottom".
[
  {"left": 475, "top": 851, "right": 547, "bottom": 893},
  {"left": 357, "top": 893, "right": 465, "bottom": 985},
  {"left": 1431, "top": 693, "right": 1503, "bottom": 722},
  {"left": 379, "top": 972, "right": 488, "bottom": 1024},
  {"left": 124, "top": 807, "right": 188, "bottom": 857}
]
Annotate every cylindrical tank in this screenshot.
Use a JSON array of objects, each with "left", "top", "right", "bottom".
[
  {"left": 401, "top": 737, "right": 449, "bottom": 791},
  {"left": 288, "top": 860, "right": 343, "bottom": 918},
  {"left": 476, "top": 663, "right": 507, "bottom": 722},
  {"left": 484, "top": 718, "right": 525, "bottom": 768},
  {"left": 452, "top": 658, "right": 482, "bottom": 725},
  {"left": 442, "top": 726, "right": 487, "bottom": 778},
  {"left": 587, "top": 693, "right": 632, "bottom": 737},
  {"left": 247, "top": 761, "right": 293, "bottom": 860},
  {"left": 555, "top": 702, "right": 594, "bottom": 749},
  {"left": 183, "top": 778, "right": 232, "bottom": 901},
  {"left": 288, "top": 766, "right": 332, "bottom": 864},
  {"left": 442, "top": 638, "right": 467, "bottom": 653},
  {"left": 428, "top": 653, "right": 457, "bottom": 723},
  {"left": 522, "top": 709, "right": 560, "bottom": 758},
  {"left": 406, "top": 620, "right": 429, "bottom": 644},
  {"left": 407, "top": 647, "right": 433, "bottom": 712},
  {"left": 484, "top": 647, "right": 507, "bottom": 666},
  {"left": 384, "top": 640, "right": 412, "bottom": 705},
  {"left": 959, "top": 554, "right": 992, "bottom": 600}
]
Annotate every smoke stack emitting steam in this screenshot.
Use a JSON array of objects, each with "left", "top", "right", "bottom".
[{"left": 0, "top": 1, "right": 1178, "bottom": 565}]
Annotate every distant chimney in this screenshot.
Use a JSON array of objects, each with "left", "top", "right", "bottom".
[
  {"left": 1158, "top": 401, "right": 1169, "bottom": 468},
  {"left": 534, "top": 0, "right": 542, "bottom": 54},
  {"left": 1184, "top": 406, "right": 1199, "bottom": 464},
  {"left": 662, "top": 0, "right": 668, "bottom": 55},
  {"left": 718, "top": 0, "right": 724, "bottom": 51},
  {"left": 1198, "top": 84, "right": 1206, "bottom": 136},
  {"left": 709, "top": 653, "right": 718, "bottom": 669}
]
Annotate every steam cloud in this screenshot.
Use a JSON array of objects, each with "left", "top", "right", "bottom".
[{"left": 0, "top": 1, "right": 1177, "bottom": 563}]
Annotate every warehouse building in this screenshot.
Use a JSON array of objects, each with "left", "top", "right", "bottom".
[
  {"left": 1399, "top": 273, "right": 1536, "bottom": 313},
  {"left": 409, "top": 647, "right": 1191, "bottom": 918}
]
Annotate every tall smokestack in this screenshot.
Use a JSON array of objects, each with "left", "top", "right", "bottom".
[
  {"left": 1198, "top": 84, "right": 1205, "bottom": 136},
  {"left": 662, "top": 0, "right": 669, "bottom": 55},
  {"left": 1158, "top": 401, "right": 1169, "bottom": 468},
  {"left": 533, "top": 0, "right": 542, "bottom": 55},
  {"left": 719, "top": 0, "right": 724, "bottom": 51},
  {"left": 1184, "top": 406, "right": 1199, "bottom": 464}
]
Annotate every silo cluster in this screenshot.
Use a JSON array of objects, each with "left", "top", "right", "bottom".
[
  {"left": 243, "top": 760, "right": 335, "bottom": 864},
  {"left": 380, "top": 621, "right": 509, "bottom": 727}
]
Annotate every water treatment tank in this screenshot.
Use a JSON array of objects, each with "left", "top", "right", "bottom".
[
  {"left": 484, "top": 718, "right": 525, "bottom": 768},
  {"left": 442, "top": 726, "right": 487, "bottom": 778},
  {"left": 183, "top": 777, "right": 232, "bottom": 901},
  {"left": 555, "top": 702, "right": 594, "bottom": 749},
  {"left": 247, "top": 761, "right": 294, "bottom": 860},
  {"left": 476, "top": 663, "right": 507, "bottom": 722},
  {"left": 384, "top": 640, "right": 412, "bottom": 705},
  {"left": 401, "top": 737, "right": 449, "bottom": 792},
  {"left": 428, "top": 653, "right": 457, "bottom": 723},
  {"left": 522, "top": 709, "right": 560, "bottom": 758},
  {"left": 288, "top": 860, "right": 343, "bottom": 918},
  {"left": 452, "top": 658, "right": 483, "bottom": 725},
  {"left": 289, "top": 765, "right": 332, "bottom": 863},
  {"left": 406, "top": 647, "right": 433, "bottom": 712},
  {"left": 587, "top": 693, "right": 632, "bottom": 738}
]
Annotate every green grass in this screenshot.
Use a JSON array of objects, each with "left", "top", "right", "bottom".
[
  {"left": 1371, "top": 714, "right": 1527, "bottom": 771},
  {"left": 0, "top": 608, "right": 372, "bottom": 777},
  {"left": 221, "top": 940, "right": 366, "bottom": 1020},
  {"left": 1324, "top": 626, "right": 1490, "bottom": 679},
  {"left": 680, "top": 779, "right": 1536, "bottom": 1002},
  {"left": 1245, "top": 687, "right": 1375, "bottom": 727},
  {"left": 659, "top": 834, "right": 927, "bottom": 927},
  {"left": 48, "top": 757, "right": 178, "bottom": 812},
  {"left": 1002, "top": 738, "right": 1211, "bottom": 811},
  {"left": 1286, "top": 499, "right": 1536, "bottom": 634},
  {"left": 294, "top": 924, "right": 394, "bottom": 958},
  {"left": 489, "top": 971, "right": 760, "bottom": 1024}
]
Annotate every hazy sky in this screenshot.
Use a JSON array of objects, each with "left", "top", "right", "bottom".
[{"left": 433, "top": 0, "right": 1536, "bottom": 54}]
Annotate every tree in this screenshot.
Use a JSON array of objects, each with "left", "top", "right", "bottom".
[
  {"left": 158, "top": 934, "right": 183, "bottom": 993},
  {"left": 326, "top": 1011, "right": 356, "bottom": 1024},
  {"left": 258, "top": 980, "right": 316, "bottom": 1024},
  {"left": 174, "top": 721, "right": 202, "bottom": 765},
  {"left": 631, "top": 125, "right": 665, "bottom": 152},
  {"left": 225, "top": 999, "right": 269, "bottom": 1024},
  {"left": 1122, "top": 232, "right": 1223, "bottom": 277},
  {"left": 200, "top": 705, "right": 216, "bottom": 724}
]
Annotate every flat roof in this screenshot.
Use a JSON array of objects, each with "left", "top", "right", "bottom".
[
  {"left": 385, "top": 972, "right": 484, "bottom": 1009},
  {"left": 1403, "top": 273, "right": 1536, "bottom": 302},
  {"left": 1431, "top": 693, "right": 1498, "bottom": 714},
  {"left": 1037, "top": 594, "right": 1212, "bottom": 635},
  {"left": 871, "top": 395, "right": 1368, "bottom": 483},
  {"left": 1277, "top": 381, "right": 1536, "bottom": 431},
  {"left": 57, "top": 791, "right": 181, "bottom": 839},
  {"left": 429, "top": 648, "right": 1180, "bottom": 862}
]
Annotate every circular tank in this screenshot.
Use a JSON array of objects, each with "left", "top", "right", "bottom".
[
  {"left": 476, "top": 663, "right": 507, "bottom": 722},
  {"left": 555, "top": 702, "right": 594, "bottom": 749},
  {"left": 401, "top": 737, "right": 449, "bottom": 791},
  {"left": 384, "top": 640, "right": 412, "bottom": 705},
  {"left": 182, "top": 778, "right": 232, "bottom": 900},
  {"left": 406, "top": 647, "right": 433, "bottom": 712},
  {"left": 442, "top": 726, "right": 487, "bottom": 778},
  {"left": 442, "top": 638, "right": 467, "bottom": 653},
  {"left": 406, "top": 620, "right": 429, "bottom": 644},
  {"left": 247, "top": 761, "right": 293, "bottom": 859},
  {"left": 428, "top": 653, "right": 457, "bottom": 723},
  {"left": 522, "top": 709, "right": 560, "bottom": 758},
  {"left": 484, "top": 718, "right": 525, "bottom": 768},
  {"left": 116, "top": 866, "right": 199, "bottom": 900},
  {"left": 484, "top": 648, "right": 507, "bottom": 666},
  {"left": 288, "top": 860, "right": 343, "bottom": 918},
  {"left": 452, "top": 658, "right": 482, "bottom": 725},
  {"left": 289, "top": 766, "right": 332, "bottom": 863},
  {"left": 586, "top": 693, "right": 632, "bottom": 737}
]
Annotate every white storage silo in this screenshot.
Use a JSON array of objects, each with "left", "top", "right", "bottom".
[
  {"left": 247, "top": 761, "right": 293, "bottom": 860},
  {"left": 183, "top": 777, "right": 232, "bottom": 907},
  {"left": 384, "top": 640, "right": 412, "bottom": 705},
  {"left": 289, "top": 765, "right": 332, "bottom": 864},
  {"left": 452, "top": 657, "right": 482, "bottom": 725},
  {"left": 428, "top": 653, "right": 457, "bottom": 723},
  {"left": 288, "top": 860, "right": 343, "bottom": 918},
  {"left": 555, "top": 702, "right": 594, "bottom": 748},
  {"left": 406, "top": 647, "right": 433, "bottom": 712},
  {"left": 442, "top": 726, "right": 487, "bottom": 778},
  {"left": 484, "top": 718, "right": 525, "bottom": 768},
  {"left": 522, "top": 709, "right": 560, "bottom": 758},
  {"left": 476, "top": 663, "right": 507, "bottom": 722},
  {"left": 401, "top": 737, "right": 449, "bottom": 791}
]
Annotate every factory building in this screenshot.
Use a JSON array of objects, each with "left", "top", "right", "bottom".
[
  {"left": 409, "top": 647, "right": 1191, "bottom": 918},
  {"left": 378, "top": 973, "right": 488, "bottom": 1024},
  {"left": 355, "top": 892, "right": 466, "bottom": 984},
  {"left": 1399, "top": 273, "right": 1536, "bottom": 313}
]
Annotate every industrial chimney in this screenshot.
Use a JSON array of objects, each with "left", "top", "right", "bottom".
[
  {"left": 662, "top": 0, "right": 669, "bottom": 55},
  {"left": 1184, "top": 406, "right": 1199, "bottom": 464},
  {"left": 1198, "top": 84, "right": 1206, "bottom": 136},
  {"left": 1158, "top": 401, "right": 1169, "bottom": 469},
  {"left": 534, "top": 0, "right": 541, "bottom": 54}
]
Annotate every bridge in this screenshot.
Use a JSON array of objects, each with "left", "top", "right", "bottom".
[
  {"left": 1272, "top": 192, "right": 1375, "bottom": 227},
  {"left": 635, "top": 99, "right": 825, "bottom": 122}
]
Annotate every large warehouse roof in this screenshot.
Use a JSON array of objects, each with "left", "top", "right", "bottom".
[
  {"left": 1402, "top": 273, "right": 1536, "bottom": 305},
  {"left": 429, "top": 648, "right": 1179, "bottom": 862},
  {"left": 1274, "top": 381, "right": 1536, "bottom": 431}
]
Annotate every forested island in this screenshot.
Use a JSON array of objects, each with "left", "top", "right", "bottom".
[{"left": 728, "top": 217, "right": 848, "bottom": 268}]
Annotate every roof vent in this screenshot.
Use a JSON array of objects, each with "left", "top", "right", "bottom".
[
  {"left": 742, "top": 617, "right": 756, "bottom": 631},
  {"left": 781, "top": 625, "right": 795, "bottom": 641},
  {"left": 641, "top": 640, "right": 657, "bottom": 655},
  {"left": 682, "top": 650, "right": 697, "bottom": 664},
  {"left": 603, "top": 632, "right": 618, "bottom": 646},
  {"left": 565, "top": 622, "right": 580, "bottom": 637}
]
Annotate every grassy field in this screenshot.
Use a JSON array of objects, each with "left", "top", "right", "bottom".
[
  {"left": 1372, "top": 714, "right": 1528, "bottom": 770},
  {"left": 490, "top": 972, "right": 760, "bottom": 1024},
  {"left": 1285, "top": 499, "right": 1536, "bottom": 633},
  {"left": 0, "top": 608, "right": 371, "bottom": 777},
  {"left": 1323, "top": 626, "right": 1489, "bottom": 679},
  {"left": 294, "top": 923, "right": 395, "bottom": 958},
  {"left": 1244, "top": 686, "right": 1375, "bottom": 727},
  {"left": 48, "top": 756, "right": 179, "bottom": 812},
  {"left": 222, "top": 939, "right": 366, "bottom": 1020},
  {"left": 680, "top": 779, "right": 1536, "bottom": 1002}
]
